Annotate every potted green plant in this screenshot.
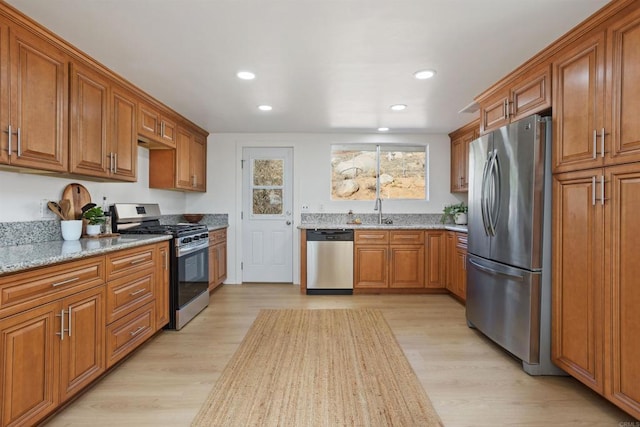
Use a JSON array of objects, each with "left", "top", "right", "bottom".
[
  {"left": 440, "top": 202, "right": 468, "bottom": 225},
  {"left": 82, "top": 206, "right": 106, "bottom": 235}
]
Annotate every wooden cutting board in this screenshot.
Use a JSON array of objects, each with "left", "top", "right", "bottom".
[{"left": 61, "top": 183, "right": 92, "bottom": 220}]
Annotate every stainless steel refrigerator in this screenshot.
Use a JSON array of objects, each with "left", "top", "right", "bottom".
[{"left": 466, "top": 114, "right": 564, "bottom": 375}]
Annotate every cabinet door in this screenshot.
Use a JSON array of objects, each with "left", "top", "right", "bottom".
[
  {"left": 354, "top": 246, "right": 388, "bottom": 288},
  {"left": 208, "top": 240, "right": 217, "bottom": 291},
  {"left": 455, "top": 248, "right": 467, "bottom": 301},
  {"left": 445, "top": 232, "right": 457, "bottom": 294},
  {"left": 552, "top": 31, "right": 606, "bottom": 173},
  {"left": 59, "top": 287, "right": 105, "bottom": 402},
  {"left": 110, "top": 85, "right": 137, "bottom": 181},
  {"left": 0, "top": 302, "right": 59, "bottom": 427},
  {"left": 450, "top": 136, "right": 466, "bottom": 192},
  {"left": 215, "top": 242, "right": 227, "bottom": 285},
  {"left": 606, "top": 164, "right": 640, "bottom": 418},
  {"left": 176, "top": 126, "right": 193, "bottom": 189},
  {"left": 606, "top": 8, "right": 640, "bottom": 167},
  {"left": 480, "top": 89, "right": 510, "bottom": 135},
  {"left": 191, "top": 132, "right": 207, "bottom": 191},
  {"left": 138, "top": 102, "right": 160, "bottom": 142},
  {"left": 9, "top": 24, "right": 68, "bottom": 172},
  {"left": 510, "top": 63, "right": 552, "bottom": 122},
  {"left": 425, "top": 231, "right": 445, "bottom": 288},
  {"left": 0, "top": 19, "right": 9, "bottom": 166},
  {"left": 159, "top": 114, "right": 176, "bottom": 147},
  {"left": 552, "top": 169, "right": 605, "bottom": 393},
  {"left": 156, "top": 242, "right": 169, "bottom": 330},
  {"left": 389, "top": 245, "right": 424, "bottom": 288},
  {"left": 69, "top": 61, "right": 109, "bottom": 178}
]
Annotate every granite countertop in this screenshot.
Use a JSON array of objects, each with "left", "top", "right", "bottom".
[
  {"left": 299, "top": 223, "right": 468, "bottom": 232},
  {"left": 207, "top": 225, "right": 228, "bottom": 231},
  {"left": 0, "top": 234, "right": 172, "bottom": 275}
]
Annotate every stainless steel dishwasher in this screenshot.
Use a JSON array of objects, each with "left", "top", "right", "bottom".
[{"left": 306, "top": 229, "right": 354, "bottom": 295}]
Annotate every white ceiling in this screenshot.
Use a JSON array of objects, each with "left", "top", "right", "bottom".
[{"left": 6, "top": 0, "right": 609, "bottom": 135}]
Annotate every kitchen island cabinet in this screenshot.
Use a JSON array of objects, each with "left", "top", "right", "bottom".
[{"left": 0, "top": 238, "right": 169, "bottom": 427}]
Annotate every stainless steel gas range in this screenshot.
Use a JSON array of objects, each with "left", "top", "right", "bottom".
[{"left": 111, "top": 203, "right": 209, "bottom": 330}]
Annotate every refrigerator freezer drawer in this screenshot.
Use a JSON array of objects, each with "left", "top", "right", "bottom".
[{"left": 466, "top": 254, "right": 541, "bottom": 364}]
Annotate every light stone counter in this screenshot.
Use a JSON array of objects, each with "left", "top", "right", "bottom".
[{"left": 0, "top": 234, "right": 171, "bottom": 275}]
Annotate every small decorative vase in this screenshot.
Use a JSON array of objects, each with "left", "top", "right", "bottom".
[
  {"left": 86, "top": 224, "right": 102, "bottom": 236},
  {"left": 454, "top": 212, "right": 467, "bottom": 225}
]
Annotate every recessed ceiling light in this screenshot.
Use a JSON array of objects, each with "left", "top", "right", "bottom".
[
  {"left": 377, "top": 127, "right": 390, "bottom": 132},
  {"left": 237, "top": 71, "right": 256, "bottom": 80},
  {"left": 390, "top": 104, "right": 407, "bottom": 111},
  {"left": 414, "top": 69, "right": 436, "bottom": 80},
  {"left": 258, "top": 105, "right": 273, "bottom": 111}
]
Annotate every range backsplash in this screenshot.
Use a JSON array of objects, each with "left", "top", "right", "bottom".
[{"left": 0, "top": 214, "right": 228, "bottom": 247}]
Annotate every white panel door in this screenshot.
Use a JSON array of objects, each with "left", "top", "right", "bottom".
[{"left": 242, "top": 147, "right": 293, "bottom": 282}]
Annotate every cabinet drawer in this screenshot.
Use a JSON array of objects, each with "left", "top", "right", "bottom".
[
  {"left": 209, "top": 228, "right": 226, "bottom": 244},
  {"left": 106, "top": 269, "right": 154, "bottom": 324},
  {"left": 390, "top": 230, "right": 424, "bottom": 245},
  {"left": 0, "top": 257, "right": 105, "bottom": 317},
  {"left": 106, "top": 244, "right": 155, "bottom": 280},
  {"left": 456, "top": 233, "right": 468, "bottom": 249},
  {"left": 355, "top": 230, "right": 389, "bottom": 244},
  {"left": 105, "top": 302, "right": 155, "bottom": 368}
]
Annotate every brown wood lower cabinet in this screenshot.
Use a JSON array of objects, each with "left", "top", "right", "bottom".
[
  {"left": 0, "top": 241, "right": 168, "bottom": 427},
  {"left": 553, "top": 163, "right": 640, "bottom": 418},
  {"left": 353, "top": 230, "right": 445, "bottom": 292},
  {"left": 208, "top": 229, "right": 227, "bottom": 292},
  {"left": 445, "top": 231, "right": 468, "bottom": 302}
]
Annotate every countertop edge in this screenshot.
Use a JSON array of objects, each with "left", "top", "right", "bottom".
[
  {"left": 0, "top": 235, "right": 172, "bottom": 276},
  {"left": 298, "top": 224, "right": 468, "bottom": 232}
]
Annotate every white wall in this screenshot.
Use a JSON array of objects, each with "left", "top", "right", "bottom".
[
  {"left": 0, "top": 148, "right": 186, "bottom": 222},
  {"left": 187, "top": 132, "right": 466, "bottom": 285},
  {"left": 0, "top": 134, "right": 463, "bottom": 286}
]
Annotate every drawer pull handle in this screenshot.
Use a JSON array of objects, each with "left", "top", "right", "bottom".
[
  {"left": 130, "top": 289, "right": 146, "bottom": 296},
  {"left": 129, "top": 258, "right": 147, "bottom": 265},
  {"left": 129, "top": 326, "right": 145, "bottom": 337},
  {"left": 56, "top": 309, "right": 67, "bottom": 340},
  {"left": 52, "top": 277, "right": 80, "bottom": 287}
]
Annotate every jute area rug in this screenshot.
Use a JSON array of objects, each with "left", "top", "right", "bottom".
[{"left": 192, "top": 308, "right": 443, "bottom": 426}]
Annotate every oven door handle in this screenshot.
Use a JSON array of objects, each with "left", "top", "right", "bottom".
[{"left": 176, "top": 240, "right": 209, "bottom": 257}]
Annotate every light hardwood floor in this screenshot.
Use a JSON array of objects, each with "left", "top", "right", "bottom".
[{"left": 44, "top": 284, "right": 633, "bottom": 426}]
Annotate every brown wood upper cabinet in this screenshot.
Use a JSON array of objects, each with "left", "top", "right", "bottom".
[
  {"left": 449, "top": 120, "right": 479, "bottom": 193},
  {"left": 69, "top": 61, "right": 137, "bottom": 181},
  {"left": 149, "top": 124, "right": 207, "bottom": 192},
  {"left": 0, "top": 19, "right": 69, "bottom": 172},
  {"left": 138, "top": 101, "right": 177, "bottom": 149},
  {"left": 478, "top": 62, "right": 551, "bottom": 135},
  {"left": 553, "top": 6, "right": 640, "bottom": 174}
]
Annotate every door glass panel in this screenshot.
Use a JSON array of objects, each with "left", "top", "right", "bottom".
[
  {"left": 253, "top": 159, "right": 283, "bottom": 185},
  {"left": 252, "top": 189, "right": 283, "bottom": 214}
]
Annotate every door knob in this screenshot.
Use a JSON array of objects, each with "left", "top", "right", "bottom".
[{"left": 286, "top": 220, "right": 292, "bottom": 225}]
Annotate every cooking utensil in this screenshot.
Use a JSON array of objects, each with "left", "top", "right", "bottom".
[
  {"left": 59, "top": 199, "right": 71, "bottom": 220},
  {"left": 47, "top": 201, "right": 66, "bottom": 221},
  {"left": 81, "top": 203, "right": 97, "bottom": 214},
  {"left": 61, "top": 183, "right": 91, "bottom": 220}
]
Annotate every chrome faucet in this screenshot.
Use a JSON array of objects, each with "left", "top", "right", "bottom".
[{"left": 374, "top": 197, "right": 382, "bottom": 224}]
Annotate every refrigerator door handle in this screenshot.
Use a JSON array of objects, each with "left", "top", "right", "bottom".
[
  {"left": 480, "top": 152, "right": 492, "bottom": 236},
  {"left": 488, "top": 151, "right": 501, "bottom": 235},
  {"left": 468, "top": 258, "right": 524, "bottom": 281}
]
